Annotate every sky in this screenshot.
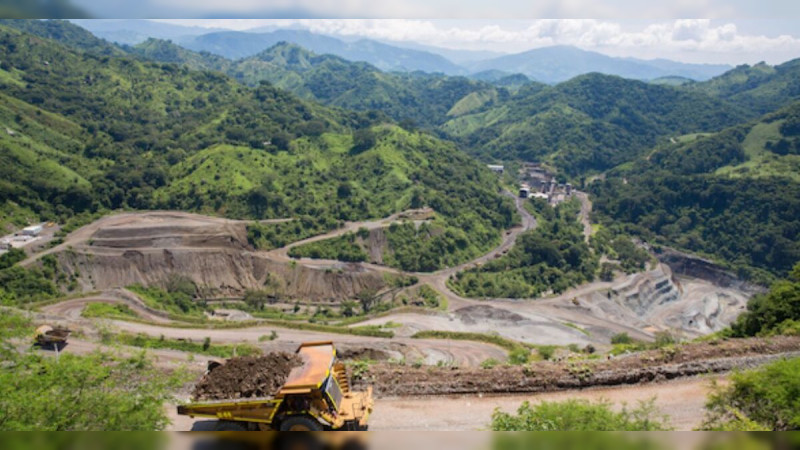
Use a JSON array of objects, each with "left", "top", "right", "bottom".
[{"left": 151, "top": 18, "right": 800, "bottom": 65}]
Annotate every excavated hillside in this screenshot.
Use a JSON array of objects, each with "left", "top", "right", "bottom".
[{"left": 37, "top": 212, "right": 387, "bottom": 301}]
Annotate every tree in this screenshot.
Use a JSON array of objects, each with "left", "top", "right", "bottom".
[
  {"left": 350, "top": 128, "right": 376, "bottom": 154},
  {"left": 356, "top": 288, "right": 379, "bottom": 314},
  {"left": 243, "top": 289, "right": 273, "bottom": 310}
]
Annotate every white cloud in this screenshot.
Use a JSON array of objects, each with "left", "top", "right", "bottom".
[{"left": 155, "top": 18, "right": 800, "bottom": 64}]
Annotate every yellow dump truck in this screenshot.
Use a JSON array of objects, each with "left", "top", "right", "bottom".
[
  {"left": 177, "top": 342, "right": 373, "bottom": 431},
  {"left": 34, "top": 325, "right": 70, "bottom": 348}
]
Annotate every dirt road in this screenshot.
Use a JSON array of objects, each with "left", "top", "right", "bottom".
[
  {"left": 369, "top": 375, "right": 719, "bottom": 430},
  {"left": 166, "top": 375, "right": 720, "bottom": 431}
]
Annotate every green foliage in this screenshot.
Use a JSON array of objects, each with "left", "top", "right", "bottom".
[
  {"left": 480, "top": 358, "right": 500, "bottom": 369},
  {"left": 536, "top": 345, "right": 556, "bottom": 361},
  {"left": 444, "top": 73, "right": 748, "bottom": 176},
  {"left": 411, "top": 330, "right": 527, "bottom": 354},
  {"left": 730, "top": 262, "right": 800, "bottom": 336},
  {"left": 0, "top": 265, "right": 59, "bottom": 305},
  {"left": 81, "top": 302, "right": 136, "bottom": 319},
  {"left": 100, "top": 331, "right": 260, "bottom": 358},
  {"left": 416, "top": 285, "right": 441, "bottom": 308},
  {"left": 700, "top": 357, "right": 800, "bottom": 430},
  {"left": 591, "top": 174, "right": 800, "bottom": 282},
  {"left": 611, "top": 332, "right": 634, "bottom": 345},
  {"left": 452, "top": 199, "right": 598, "bottom": 298},
  {"left": 688, "top": 60, "right": 800, "bottom": 115},
  {"left": 126, "top": 284, "right": 204, "bottom": 317},
  {"left": 508, "top": 347, "right": 532, "bottom": 365},
  {"left": 0, "top": 247, "right": 25, "bottom": 269},
  {"left": 247, "top": 217, "right": 338, "bottom": 250},
  {"left": 0, "top": 309, "right": 184, "bottom": 431},
  {"left": 289, "top": 231, "right": 367, "bottom": 262},
  {"left": 490, "top": 398, "right": 671, "bottom": 431}
]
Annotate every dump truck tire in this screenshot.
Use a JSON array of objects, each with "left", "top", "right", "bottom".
[
  {"left": 279, "top": 415, "right": 323, "bottom": 431},
  {"left": 213, "top": 421, "right": 247, "bottom": 431}
]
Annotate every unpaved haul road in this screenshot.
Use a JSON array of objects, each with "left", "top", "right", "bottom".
[
  {"left": 166, "top": 375, "right": 719, "bottom": 431},
  {"left": 369, "top": 375, "right": 719, "bottom": 431}
]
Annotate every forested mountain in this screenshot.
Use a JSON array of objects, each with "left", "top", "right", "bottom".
[
  {"left": 231, "top": 43, "right": 500, "bottom": 126},
  {"left": 687, "top": 59, "right": 800, "bottom": 115},
  {"left": 441, "top": 73, "right": 750, "bottom": 176},
  {"left": 124, "top": 39, "right": 500, "bottom": 127},
  {"left": 590, "top": 101, "right": 800, "bottom": 281},
  {"left": 125, "top": 38, "right": 229, "bottom": 73},
  {"left": 468, "top": 45, "right": 731, "bottom": 83},
  {"left": 177, "top": 29, "right": 465, "bottom": 74},
  {"left": 0, "top": 24, "right": 516, "bottom": 269}
]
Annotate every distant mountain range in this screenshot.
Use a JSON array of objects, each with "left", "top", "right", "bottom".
[{"left": 73, "top": 19, "right": 733, "bottom": 82}]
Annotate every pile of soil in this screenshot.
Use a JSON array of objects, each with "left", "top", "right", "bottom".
[
  {"left": 192, "top": 352, "right": 303, "bottom": 401},
  {"left": 354, "top": 335, "right": 800, "bottom": 397},
  {"left": 338, "top": 347, "right": 391, "bottom": 361}
]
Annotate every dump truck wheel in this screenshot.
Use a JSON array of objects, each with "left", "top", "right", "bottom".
[
  {"left": 213, "top": 421, "right": 247, "bottom": 431},
  {"left": 279, "top": 415, "right": 323, "bottom": 431}
]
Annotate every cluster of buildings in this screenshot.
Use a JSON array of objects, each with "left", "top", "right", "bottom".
[
  {"left": 518, "top": 163, "right": 573, "bottom": 206},
  {"left": 486, "top": 162, "right": 576, "bottom": 206},
  {"left": 0, "top": 224, "right": 44, "bottom": 251}
]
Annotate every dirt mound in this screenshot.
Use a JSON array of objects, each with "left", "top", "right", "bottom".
[
  {"left": 355, "top": 336, "right": 800, "bottom": 397},
  {"left": 454, "top": 305, "right": 527, "bottom": 325},
  {"left": 192, "top": 353, "right": 303, "bottom": 401},
  {"left": 338, "top": 347, "right": 392, "bottom": 361}
]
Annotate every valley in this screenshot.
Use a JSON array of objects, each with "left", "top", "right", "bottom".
[{"left": 1, "top": 18, "right": 799, "bottom": 432}]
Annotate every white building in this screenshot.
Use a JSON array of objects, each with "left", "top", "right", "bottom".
[
  {"left": 22, "top": 224, "right": 43, "bottom": 236},
  {"left": 487, "top": 164, "right": 504, "bottom": 174}
]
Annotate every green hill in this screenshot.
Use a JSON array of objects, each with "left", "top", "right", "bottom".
[
  {"left": 0, "top": 24, "right": 515, "bottom": 269},
  {"left": 688, "top": 59, "right": 800, "bottom": 115},
  {"left": 442, "top": 73, "right": 749, "bottom": 176},
  {"left": 590, "top": 101, "right": 800, "bottom": 281}
]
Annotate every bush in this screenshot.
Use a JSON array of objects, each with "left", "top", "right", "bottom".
[
  {"left": 730, "top": 263, "right": 800, "bottom": 337},
  {"left": 508, "top": 347, "right": 531, "bottom": 365},
  {"left": 491, "top": 398, "right": 671, "bottom": 431},
  {"left": 480, "top": 358, "right": 500, "bottom": 369},
  {"left": 700, "top": 357, "right": 800, "bottom": 430},
  {"left": 537, "top": 345, "right": 556, "bottom": 361},
  {"left": 611, "top": 332, "right": 634, "bottom": 345}
]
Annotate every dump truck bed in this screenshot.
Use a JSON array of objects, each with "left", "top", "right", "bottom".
[
  {"left": 177, "top": 342, "right": 373, "bottom": 430},
  {"left": 35, "top": 325, "right": 70, "bottom": 344}
]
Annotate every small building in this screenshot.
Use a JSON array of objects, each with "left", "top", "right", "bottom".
[
  {"left": 487, "top": 164, "right": 504, "bottom": 174},
  {"left": 0, "top": 239, "right": 10, "bottom": 250},
  {"left": 519, "top": 185, "right": 531, "bottom": 198},
  {"left": 22, "top": 224, "right": 43, "bottom": 236},
  {"left": 530, "top": 192, "right": 549, "bottom": 200}
]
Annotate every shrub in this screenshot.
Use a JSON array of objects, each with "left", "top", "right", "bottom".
[
  {"left": 537, "top": 345, "right": 556, "bottom": 361},
  {"left": 700, "top": 357, "right": 800, "bottom": 430},
  {"left": 508, "top": 347, "right": 531, "bottom": 365},
  {"left": 611, "top": 332, "right": 634, "bottom": 345},
  {"left": 491, "top": 398, "right": 671, "bottom": 431},
  {"left": 480, "top": 358, "right": 500, "bottom": 369}
]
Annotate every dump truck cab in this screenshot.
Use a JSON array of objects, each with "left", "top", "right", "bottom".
[{"left": 177, "top": 341, "right": 372, "bottom": 431}]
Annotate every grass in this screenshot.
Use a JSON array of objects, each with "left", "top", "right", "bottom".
[
  {"left": 99, "top": 330, "right": 261, "bottom": 358},
  {"left": 715, "top": 120, "right": 800, "bottom": 182},
  {"left": 411, "top": 330, "right": 529, "bottom": 353},
  {"left": 562, "top": 322, "right": 591, "bottom": 336},
  {"left": 81, "top": 302, "right": 136, "bottom": 320}
]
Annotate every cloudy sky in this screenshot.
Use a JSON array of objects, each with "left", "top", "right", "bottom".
[{"left": 152, "top": 18, "right": 800, "bottom": 64}]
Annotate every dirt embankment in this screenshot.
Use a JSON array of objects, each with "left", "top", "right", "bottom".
[
  {"left": 192, "top": 353, "right": 303, "bottom": 401},
  {"left": 656, "top": 247, "right": 765, "bottom": 294},
  {"left": 354, "top": 336, "right": 800, "bottom": 397},
  {"left": 42, "top": 211, "right": 388, "bottom": 301}
]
